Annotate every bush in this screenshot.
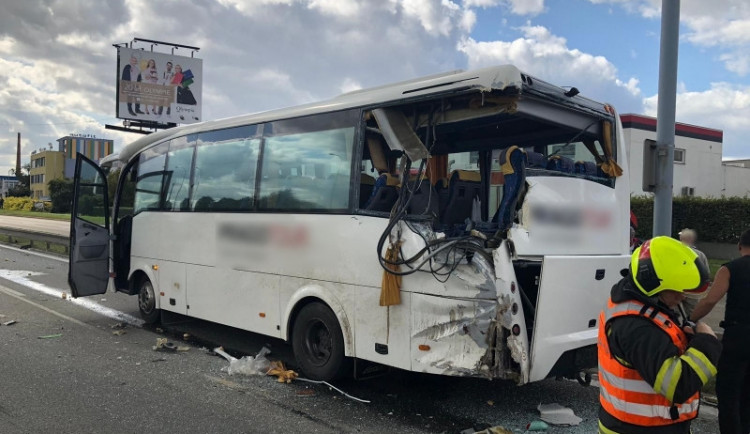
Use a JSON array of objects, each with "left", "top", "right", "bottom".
[
  {"left": 48, "top": 178, "right": 74, "bottom": 213},
  {"left": 631, "top": 196, "right": 750, "bottom": 243},
  {"left": 3, "top": 196, "right": 34, "bottom": 211}
]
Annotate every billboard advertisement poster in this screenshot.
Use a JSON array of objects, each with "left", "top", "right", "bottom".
[{"left": 116, "top": 47, "right": 203, "bottom": 124}]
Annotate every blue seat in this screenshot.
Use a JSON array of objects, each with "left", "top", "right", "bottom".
[
  {"left": 526, "top": 151, "right": 547, "bottom": 168},
  {"left": 547, "top": 155, "right": 575, "bottom": 173}
]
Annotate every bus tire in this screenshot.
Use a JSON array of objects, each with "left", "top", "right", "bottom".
[
  {"left": 137, "top": 277, "right": 160, "bottom": 324},
  {"left": 292, "top": 302, "right": 347, "bottom": 381}
]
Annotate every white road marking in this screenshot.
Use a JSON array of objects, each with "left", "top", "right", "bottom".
[
  {"left": 0, "top": 285, "right": 91, "bottom": 328},
  {"left": 0, "top": 269, "right": 144, "bottom": 328}
]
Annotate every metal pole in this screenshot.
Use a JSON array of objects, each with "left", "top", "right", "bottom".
[{"left": 653, "top": 0, "right": 680, "bottom": 237}]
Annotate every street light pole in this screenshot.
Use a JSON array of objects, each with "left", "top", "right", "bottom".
[{"left": 653, "top": 0, "right": 680, "bottom": 236}]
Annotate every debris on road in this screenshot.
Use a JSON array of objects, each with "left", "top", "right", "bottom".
[
  {"left": 295, "top": 377, "right": 370, "bottom": 403},
  {"left": 214, "top": 346, "right": 271, "bottom": 376},
  {"left": 3, "top": 320, "right": 17, "bottom": 326},
  {"left": 155, "top": 327, "right": 164, "bottom": 333},
  {"left": 267, "top": 360, "right": 298, "bottom": 383},
  {"left": 183, "top": 333, "right": 191, "bottom": 341},
  {"left": 460, "top": 424, "right": 512, "bottom": 434},
  {"left": 526, "top": 420, "right": 549, "bottom": 431},
  {"left": 38, "top": 333, "right": 63, "bottom": 339},
  {"left": 111, "top": 322, "right": 127, "bottom": 330},
  {"left": 486, "top": 400, "right": 494, "bottom": 406},
  {"left": 537, "top": 403, "right": 582, "bottom": 426},
  {"left": 153, "top": 338, "right": 177, "bottom": 352},
  {"left": 176, "top": 345, "right": 190, "bottom": 352},
  {"left": 61, "top": 292, "right": 67, "bottom": 300},
  {"left": 112, "top": 330, "right": 127, "bottom": 336}
]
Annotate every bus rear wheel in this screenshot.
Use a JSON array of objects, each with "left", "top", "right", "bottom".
[
  {"left": 292, "top": 302, "right": 347, "bottom": 381},
  {"left": 137, "top": 277, "right": 160, "bottom": 324}
]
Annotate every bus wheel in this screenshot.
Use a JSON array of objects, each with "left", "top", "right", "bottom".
[
  {"left": 137, "top": 278, "right": 160, "bottom": 324},
  {"left": 292, "top": 303, "right": 346, "bottom": 381}
]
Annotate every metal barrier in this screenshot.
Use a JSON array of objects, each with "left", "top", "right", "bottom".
[{"left": 0, "top": 226, "right": 69, "bottom": 254}]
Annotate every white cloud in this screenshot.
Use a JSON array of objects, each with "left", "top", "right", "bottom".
[
  {"left": 339, "top": 77, "right": 362, "bottom": 94},
  {"left": 457, "top": 24, "right": 642, "bottom": 109},
  {"left": 506, "top": 0, "right": 545, "bottom": 15},
  {"left": 643, "top": 82, "right": 750, "bottom": 158}
]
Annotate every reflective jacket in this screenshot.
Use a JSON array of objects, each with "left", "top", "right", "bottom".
[{"left": 598, "top": 298, "right": 716, "bottom": 432}]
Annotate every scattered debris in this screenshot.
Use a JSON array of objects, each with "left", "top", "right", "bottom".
[
  {"left": 267, "top": 360, "right": 298, "bottom": 383},
  {"left": 486, "top": 400, "right": 495, "bottom": 406},
  {"left": 214, "top": 346, "right": 271, "bottom": 376},
  {"left": 176, "top": 345, "right": 190, "bottom": 352},
  {"left": 151, "top": 357, "right": 167, "bottom": 363},
  {"left": 112, "top": 330, "right": 127, "bottom": 336},
  {"left": 155, "top": 327, "right": 164, "bottom": 333},
  {"left": 38, "top": 334, "right": 63, "bottom": 339},
  {"left": 3, "top": 320, "right": 17, "bottom": 326},
  {"left": 537, "top": 403, "right": 582, "bottom": 426},
  {"left": 111, "top": 322, "right": 127, "bottom": 330},
  {"left": 153, "top": 338, "right": 177, "bottom": 352},
  {"left": 183, "top": 333, "right": 191, "bottom": 341},
  {"left": 526, "top": 420, "right": 549, "bottom": 431},
  {"left": 295, "top": 377, "right": 370, "bottom": 403},
  {"left": 61, "top": 292, "right": 67, "bottom": 300},
  {"left": 296, "top": 388, "right": 316, "bottom": 397},
  {"left": 468, "top": 426, "right": 513, "bottom": 434}
]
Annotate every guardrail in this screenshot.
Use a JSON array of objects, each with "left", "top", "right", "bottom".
[{"left": 0, "top": 226, "right": 69, "bottom": 254}]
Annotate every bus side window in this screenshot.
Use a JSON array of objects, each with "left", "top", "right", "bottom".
[
  {"left": 134, "top": 142, "right": 168, "bottom": 214},
  {"left": 192, "top": 125, "right": 258, "bottom": 212}
]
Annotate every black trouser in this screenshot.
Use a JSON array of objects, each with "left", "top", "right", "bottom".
[{"left": 717, "top": 325, "right": 750, "bottom": 434}]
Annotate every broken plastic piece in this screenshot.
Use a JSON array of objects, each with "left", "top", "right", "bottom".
[
  {"left": 3, "top": 320, "right": 17, "bottom": 326},
  {"left": 214, "top": 346, "right": 272, "bottom": 376},
  {"left": 38, "top": 334, "right": 63, "bottom": 339},
  {"left": 526, "top": 420, "right": 549, "bottom": 431},
  {"left": 537, "top": 403, "right": 582, "bottom": 426}
]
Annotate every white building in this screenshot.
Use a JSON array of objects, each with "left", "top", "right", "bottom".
[{"left": 622, "top": 114, "right": 750, "bottom": 198}]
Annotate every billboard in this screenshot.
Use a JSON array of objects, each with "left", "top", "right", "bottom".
[{"left": 116, "top": 47, "right": 203, "bottom": 124}]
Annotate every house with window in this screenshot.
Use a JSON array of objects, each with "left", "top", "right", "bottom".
[{"left": 622, "top": 114, "right": 750, "bottom": 198}]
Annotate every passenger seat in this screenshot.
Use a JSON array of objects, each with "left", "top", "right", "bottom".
[{"left": 440, "top": 170, "right": 481, "bottom": 225}]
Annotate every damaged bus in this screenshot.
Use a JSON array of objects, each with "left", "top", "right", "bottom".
[{"left": 69, "top": 65, "right": 631, "bottom": 384}]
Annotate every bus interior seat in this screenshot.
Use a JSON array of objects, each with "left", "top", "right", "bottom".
[
  {"left": 526, "top": 151, "right": 547, "bottom": 168},
  {"left": 434, "top": 178, "right": 450, "bottom": 216},
  {"left": 405, "top": 176, "right": 439, "bottom": 220},
  {"left": 440, "top": 170, "right": 481, "bottom": 225},
  {"left": 492, "top": 146, "right": 527, "bottom": 229},
  {"left": 360, "top": 173, "right": 375, "bottom": 208},
  {"left": 547, "top": 155, "right": 574, "bottom": 173},
  {"left": 365, "top": 173, "right": 400, "bottom": 212},
  {"left": 574, "top": 161, "right": 598, "bottom": 177}
]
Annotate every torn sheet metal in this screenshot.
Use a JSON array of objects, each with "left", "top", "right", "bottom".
[{"left": 537, "top": 403, "right": 582, "bottom": 426}]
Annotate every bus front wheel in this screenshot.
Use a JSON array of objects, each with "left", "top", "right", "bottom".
[
  {"left": 137, "top": 278, "right": 160, "bottom": 324},
  {"left": 292, "top": 302, "right": 347, "bottom": 381}
]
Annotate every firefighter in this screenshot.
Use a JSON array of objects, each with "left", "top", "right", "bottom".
[{"left": 598, "top": 236, "right": 721, "bottom": 434}]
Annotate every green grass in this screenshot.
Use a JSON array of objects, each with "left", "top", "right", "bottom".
[
  {"left": 708, "top": 258, "right": 725, "bottom": 279},
  {"left": 0, "top": 209, "right": 71, "bottom": 221}
]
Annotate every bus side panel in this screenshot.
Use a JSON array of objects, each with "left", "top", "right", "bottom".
[
  {"left": 157, "top": 260, "right": 187, "bottom": 315},
  {"left": 353, "top": 290, "right": 411, "bottom": 369},
  {"left": 410, "top": 293, "right": 495, "bottom": 376},
  {"left": 529, "top": 255, "right": 629, "bottom": 382}
]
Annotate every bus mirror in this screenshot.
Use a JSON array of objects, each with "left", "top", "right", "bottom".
[
  {"left": 642, "top": 139, "right": 657, "bottom": 192},
  {"left": 372, "top": 108, "right": 430, "bottom": 162}
]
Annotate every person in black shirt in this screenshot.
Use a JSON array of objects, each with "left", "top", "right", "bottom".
[{"left": 691, "top": 228, "right": 750, "bottom": 434}]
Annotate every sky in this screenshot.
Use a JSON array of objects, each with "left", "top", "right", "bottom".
[{"left": 1, "top": 0, "right": 750, "bottom": 177}]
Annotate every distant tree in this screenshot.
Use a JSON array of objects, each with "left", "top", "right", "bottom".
[
  {"left": 6, "top": 183, "right": 30, "bottom": 198},
  {"left": 48, "top": 178, "right": 74, "bottom": 213}
]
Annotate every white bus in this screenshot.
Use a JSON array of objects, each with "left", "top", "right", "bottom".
[{"left": 69, "top": 65, "right": 631, "bottom": 384}]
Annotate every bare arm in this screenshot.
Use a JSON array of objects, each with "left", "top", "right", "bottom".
[{"left": 690, "top": 266, "right": 730, "bottom": 322}]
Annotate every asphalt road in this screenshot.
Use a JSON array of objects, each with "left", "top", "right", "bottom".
[{"left": 0, "top": 244, "right": 721, "bottom": 434}]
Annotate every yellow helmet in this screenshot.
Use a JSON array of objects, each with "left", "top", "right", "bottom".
[{"left": 631, "top": 236, "right": 710, "bottom": 297}]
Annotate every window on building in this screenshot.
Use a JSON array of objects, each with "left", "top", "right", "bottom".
[{"left": 674, "top": 148, "right": 686, "bottom": 164}]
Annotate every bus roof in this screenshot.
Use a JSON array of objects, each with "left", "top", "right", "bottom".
[
  {"left": 117, "top": 64, "right": 606, "bottom": 163},
  {"left": 118, "top": 65, "right": 527, "bottom": 163}
]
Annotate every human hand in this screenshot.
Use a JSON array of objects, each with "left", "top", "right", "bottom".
[{"left": 693, "top": 321, "right": 716, "bottom": 338}]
